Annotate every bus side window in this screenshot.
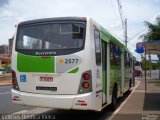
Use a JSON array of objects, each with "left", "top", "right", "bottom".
[
  {"left": 125, "top": 52, "right": 130, "bottom": 67},
  {"left": 94, "top": 29, "right": 101, "bottom": 66},
  {"left": 125, "top": 52, "right": 128, "bottom": 67},
  {"left": 128, "top": 53, "right": 131, "bottom": 67},
  {"left": 110, "top": 42, "right": 121, "bottom": 66}
]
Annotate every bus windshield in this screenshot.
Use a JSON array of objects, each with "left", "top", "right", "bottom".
[
  {"left": 16, "top": 23, "right": 85, "bottom": 50},
  {"left": 135, "top": 61, "right": 141, "bottom": 66}
]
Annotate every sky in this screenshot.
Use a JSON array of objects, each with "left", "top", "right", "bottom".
[{"left": 0, "top": 0, "right": 160, "bottom": 60}]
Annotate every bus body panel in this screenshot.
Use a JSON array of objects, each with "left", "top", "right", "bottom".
[
  {"left": 12, "top": 17, "right": 97, "bottom": 110},
  {"left": 11, "top": 17, "right": 135, "bottom": 111},
  {"left": 14, "top": 51, "right": 86, "bottom": 95},
  {"left": 92, "top": 21, "right": 103, "bottom": 111},
  {"left": 12, "top": 89, "right": 93, "bottom": 110},
  {"left": 12, "top": 18, "right": 91, "bottom": 96}
]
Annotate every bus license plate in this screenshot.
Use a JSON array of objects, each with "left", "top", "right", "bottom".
[
  {"left": 36, "top": 86, "right": 57, "bottom": 91},
  {"left": 40, "top": 77, "right": 53, "bottom": 82}
]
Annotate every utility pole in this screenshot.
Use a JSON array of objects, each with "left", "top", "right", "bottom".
[
  {"left": 124, "top": 18, "right": 127, "bottom": 47},
  {"left": 149, "top": 54, "right": 151, "bottom": 78}
]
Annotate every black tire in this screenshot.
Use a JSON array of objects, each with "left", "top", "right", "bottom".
[
  {"left": 140, "top": 72, "right": 142, "bottom": 77},
  {"left": 138, "top": 71, "right": 140, "bottom": 76},
  {"left": 111, "top": 85, "right": 118, "bottom": 110},
  {"left": 129, "top": 79, "right": 132, "bottom": 90}
]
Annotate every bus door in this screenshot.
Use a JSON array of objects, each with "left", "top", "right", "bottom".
[
  {"left": 124, "top": 52, "right": 130, "bottom": 91},
  {"left": 102, "top": 41, "right": 107, "bottom": 105},
  {"left": 131, "top": 57, "right": 135, "bottom": 86}
]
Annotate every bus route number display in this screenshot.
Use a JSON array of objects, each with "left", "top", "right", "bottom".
[{"left": 65, "top": 59, "right": 79, "bottom": 64}]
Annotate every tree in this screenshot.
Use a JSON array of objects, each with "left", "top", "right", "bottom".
[
  {"left": 140, "top": 15, "right": 160, "bottom": 61},
  {"left": 140, "top": 16, "right": 160, "bottom": 76},
  {"left": 140, "top": 15, "right": 160, "bottom": 40}
]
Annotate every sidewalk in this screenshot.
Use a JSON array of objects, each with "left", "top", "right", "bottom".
[
  {"left": 0, "top": 80, "right": 12, "bottom": 86},
  {"left": 0, "top": 74, "right": 12, "bottom": 86},
  {"left": 111, "top": 77, "right": 160, "bottom": 120}
]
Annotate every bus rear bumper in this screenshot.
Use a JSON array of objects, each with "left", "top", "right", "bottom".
[{"left": 11, "top": 89, "right": 93, "bottom": 110}]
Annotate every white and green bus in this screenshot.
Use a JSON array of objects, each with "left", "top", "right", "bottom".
[{"left": 11, "top": 17, "right": 135, "bottom": 111}]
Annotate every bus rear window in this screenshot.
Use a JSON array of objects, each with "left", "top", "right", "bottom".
[{"left": 16, "top": 23, "right": 85, "bottom": 50}]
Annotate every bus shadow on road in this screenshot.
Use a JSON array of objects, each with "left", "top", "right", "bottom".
[
  {"left": 34, "top": 106, "right": 113, "bottom": 120},
  {"left": 143, "top": 93, "right": 160, "bottom": 111},
  {"left": 26, "top": 90, "right": 132, "bottom": 120}
]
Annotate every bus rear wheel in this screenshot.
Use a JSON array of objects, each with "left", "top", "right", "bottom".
[
  {"left": 129, "top": 79, "right": 132, "bottom": 90},
  {"left": 111, "top": 85, "right": 118, "bottom": 110}
]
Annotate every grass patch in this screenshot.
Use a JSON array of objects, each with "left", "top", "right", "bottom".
[{"left": 154, "top": 83, "right": 160, "bottom": 88}]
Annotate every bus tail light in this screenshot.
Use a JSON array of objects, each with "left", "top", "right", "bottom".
[
  {"left": 82, "top": 82, "right": 89, "bottom": 89},
  {"left": 78, "top": 70, "right": 92, "bottom": 94},
  {"left": 83, "top": 73, "right": 90, "bottom": 80},
  {"left": 12, "top": 71, "right": 19, "bottom": 91}
]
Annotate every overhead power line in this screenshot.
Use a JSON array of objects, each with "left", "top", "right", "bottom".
[
  {"left": 129, "top": 28, "right": 147, "bottom": 42},
  {"left": 117, "top": 0, "right": 125, "bottom": 31},
  {"left": 110, "top": 0, "right": 118, "bottom": 19},
  {"left": 117, "top": 0, "right": 128, "bottom": 46}
]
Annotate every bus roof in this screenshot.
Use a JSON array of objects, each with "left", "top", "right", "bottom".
[
  {"left": 18, "top": 17, "right": 87, "bottom": 26},
  {"left": 100, "top": 25, "right": 128, "bottom": 52}
]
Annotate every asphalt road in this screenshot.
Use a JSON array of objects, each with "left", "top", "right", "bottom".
[
  {"left": 3, "top": 73, "right": 153, "bottom": 120},
  {"left": 0, "top": 85, "right": 133, "bottom": 120},
  {"left": 0, "top": 85, "right": 34, "bottom": 114},
  {"left": 0, "top": 85, "right": 113, "bottom": 119},
  {"left": 31, "top": 91, "right": 132, "bottom": 120}
]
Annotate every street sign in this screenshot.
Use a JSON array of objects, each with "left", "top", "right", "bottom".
[{"left": 135, "top": 42, "right": 144, "bottom": 53}]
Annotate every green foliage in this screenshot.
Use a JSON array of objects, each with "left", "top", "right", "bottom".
[
  {"left": 140, "top": 15, "right": 160, "bottom": 41},
  {"left": 154, "top": 83, "right": 160, "bottom": 88},
  {"left": 141, "top": 58, "right": 160, "bottom": 70},
  {"left": 140, "top": 15, "right": 160, "bottom": 59}
]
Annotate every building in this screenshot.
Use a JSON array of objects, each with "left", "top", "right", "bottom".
[
  {"left": 0, "top": 37, "right": 13, "bottom": 68},
  {"left": 0, "top": 54, "right": 11, "bottom": 68},
  {"left": 8, "top": 37, "right": 14, "bottom": 54},
  {"left": 0, "top": 45, "right": 9, "bottom": 54}
]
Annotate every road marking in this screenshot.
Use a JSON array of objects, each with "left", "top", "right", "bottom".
[
  {"left": 2, "top": 110, "right": 29, "bottom": 120},
  {"left": 11, "top": 108, "right": 52, "bottom": 115},
  {"left": 0, "top": 92, "right": 11, "bottom": 95},
  {"left": 108, "top": 80, "right": 140, "bottom": 120},
  {"left": 5, "top": 107, "right": 53, "bottom": 120}
]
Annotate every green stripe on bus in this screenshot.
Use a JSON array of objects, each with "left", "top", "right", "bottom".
[
  {"left": 68, "top": 67, "right": 79, "bottom": 73},
  {"left": 102, "top": 71, "right": 107, "bottom": 95},
  {"left": 17, "top": 53, "right": 55, "bottom": 73}
]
